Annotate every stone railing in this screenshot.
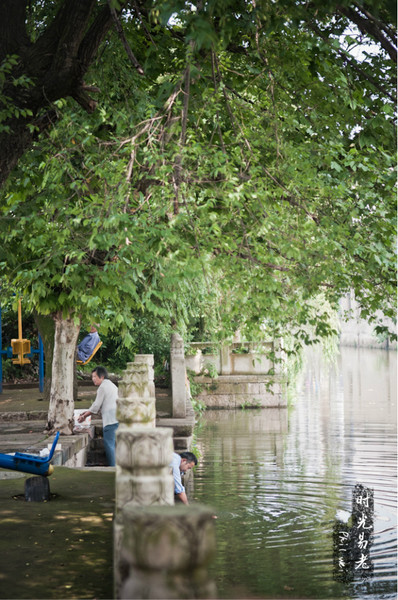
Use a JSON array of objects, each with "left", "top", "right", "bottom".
[
  {"left": 170, "top": 332, "right": 188, "bottom": 418},
  {"left": 114, "top": 354, "right": 216, "bottom": 599},
  {"left": 185, "top": 341, "right": 278, "bottom": 376},
  {"left": 114, "top": 355, "right": 175, "bottom": 597}
]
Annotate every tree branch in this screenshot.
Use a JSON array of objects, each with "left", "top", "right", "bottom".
[
  {"left": 107, "top": 0, "right": 144, "bottom": 75},
  {"left": 337, "top": 3, "right": 397, "bottom": 63},
  {"left": 308, "top": 22, "right": 396, "bottom": 102},
  {"left": 33, "top": 0, "right": 98, "bottom": 67}
]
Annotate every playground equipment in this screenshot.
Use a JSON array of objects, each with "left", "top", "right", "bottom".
[
  {"left": 0, "top": 300, "right": 44, "bottom": 393},
  {"left": 0, "top": 431, "right": 60, "bottom": 476},
  {"left": 11, "top": 299, "right": 31, "bottom": 365}
]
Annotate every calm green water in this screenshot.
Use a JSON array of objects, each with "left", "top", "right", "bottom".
[{"left": 192, "top": 347, "right": 397, "bottom": 599}]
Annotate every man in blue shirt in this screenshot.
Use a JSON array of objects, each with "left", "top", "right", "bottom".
[
  {"left": 77, "top": 325, "right": 100, "bottom": 362},
  {"left": 170, "top": 451, "right": 197, "bottom": 505}
]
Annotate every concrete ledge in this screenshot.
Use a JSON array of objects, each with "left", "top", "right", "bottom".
[
  {"left": 0, "top": 420, "right": 92, "bottom": 469},
  {"left": 52, "top": 432, "right": 91, "bottom": 467},
  {"left": 0, "top": 411, "right": 48, "bottom": 422},
  {"left": 0, "top": 421, "right": 49, "bottom": 454},
  {"left": 74, "top": 465, "right": 116, "bottom": 472},
  {"left": 155, "top": 417, "right": 195, "bottom": 437},
  {"left": 195, "top": 375, "right": 276, "bottom": 384},
  {"left": 199, "top": 394, "right": 285, "bottom": 408}
]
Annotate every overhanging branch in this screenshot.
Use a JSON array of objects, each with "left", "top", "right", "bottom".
[{"left": 337, "top": 3, "right": 397, "bottom": 63}]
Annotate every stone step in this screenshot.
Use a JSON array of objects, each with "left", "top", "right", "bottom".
[
  {"left": 86, "top": 450, "right": 107, "bottom": 466},
  {"left": 194, "top": 375, "right": 286, "bottom": 408},
  {"left": 173, "top": 436, "right": 193, "bottom": 452},
  {"left": 89, "top": 437, "right": 104, "bottom": 450},
  {"left": 155, "top": 416, "right": 195, "bottom": 437}
]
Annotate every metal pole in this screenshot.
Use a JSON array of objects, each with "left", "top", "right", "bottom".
[
  {"left": 39, "top": 334, "right": 44, "bottom": 393},
  {"left": 18, "top": 298, "right": 22, "bottom": 339},
  {"left": 0, "top": 305, "right": 2, "bottom": 394}
]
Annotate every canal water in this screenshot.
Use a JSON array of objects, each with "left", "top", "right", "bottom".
[{"left": 192, "top": 347, "right": 397, "bottom": 599}]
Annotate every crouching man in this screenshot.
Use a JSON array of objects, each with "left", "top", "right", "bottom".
[{"left": 170, "top": 451, "right": 197, "bottom": 505}]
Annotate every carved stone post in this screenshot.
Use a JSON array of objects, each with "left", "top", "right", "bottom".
[
  {"left": 114, "top": 355, "right": 175, "bottom": 598},
  {"left": 120, "top": 504, "right": 217, "bottom": 600},
  {"left": 220, "top": 344, "right": 231, "bottom": 375},
  {"left": 273, "top": 338, "right": 286, "bottom": 377},
  {"left": 117, "top": 355, "right": 156, "bottom": 428},
  {"left": 170, "top": 333, "right": 187, "bottom": 418}
]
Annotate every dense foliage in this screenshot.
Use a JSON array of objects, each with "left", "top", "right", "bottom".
[{"left": 0, "top": 0, "right": 396, "bottom": 354}]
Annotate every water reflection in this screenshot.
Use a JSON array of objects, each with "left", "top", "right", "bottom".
[{"left": 193, "top": 347, "right": 397, "bottom": 599}]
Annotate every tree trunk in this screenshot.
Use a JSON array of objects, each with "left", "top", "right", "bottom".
[
  {"left": 0, "top": 0, "right": 119, "bottom": 187},
  {"left": 33, "top": 311, "right": 55, "bottom": 404},
  {"left": 47, "top": 312, "right": 81, "bottom": 434}
]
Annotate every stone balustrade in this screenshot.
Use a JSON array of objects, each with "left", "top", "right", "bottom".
[
  {"left": 185, "top": 340, "right": 280, "bottom": 375},
  {"left": 114, "top": 355, "right": 175, "bottom": 597},
  {"left": 114, "top": 353, "right": 216, "bottom": 599}
]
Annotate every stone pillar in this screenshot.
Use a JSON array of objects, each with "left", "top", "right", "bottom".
[
  {"left": 117, "top": 355, "right": 156, "bottom": 427},
  {"left": 220, "top": 343, "right": 231, "bottom": 375},
  {"left": 170, "top": 333, "right": 187, "bottom": 418},
  {"left": 120, "top": 504, "right": 217, "bottom": 600},
  {"left": 115, "top": 355, "right": 175, "bottom": 597},
  {"left": 116, "top": 427, "right": 174, "bottom": 512},
  {"left": 273, "top": 338, "right": 286, "bottom": 377}
]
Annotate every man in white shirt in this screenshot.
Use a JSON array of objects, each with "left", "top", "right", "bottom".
[
  {"left": 78, "top": 366, "right": 118, "bottom": 466},
  {"left": 170, "top": 451, "right": 197, "bottom": 505}
]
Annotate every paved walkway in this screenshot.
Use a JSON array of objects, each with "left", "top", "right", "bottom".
[
  {"left": 0, "top": 382, "right": 193, "bottom": 599},
  {"left": 0, "top": 383, "right": 95, "bottom": 455},
  {"left": 0, "top": 382, "right": 95, "bottom": 413},
  {"left": 0, "top": 382, "right": 173, "bottom": 456}
]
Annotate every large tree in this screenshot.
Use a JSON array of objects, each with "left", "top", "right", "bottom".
[
  {"left": 0, "top": 0, "right": 396, "bottom": 433},
  {"left": 0, "top": 1, "right": 396, "bottom": 184}
]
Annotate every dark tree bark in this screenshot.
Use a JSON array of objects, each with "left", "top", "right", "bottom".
[{"left": 0, "top": 0, "right": 126, "bottom": 185}]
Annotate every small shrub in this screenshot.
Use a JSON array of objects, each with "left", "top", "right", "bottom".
[
  {"left": 191, "top": 396, "right": 206, "bottom": 414},
  {"left": 187, "top": 370, "right": 206, "bottom": 415},
  {"left": 203, "top": 361, "right": 218, "bottom": 379},
  {"left": 240, "top": 398, "right": 262, "bottom": 410}
]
